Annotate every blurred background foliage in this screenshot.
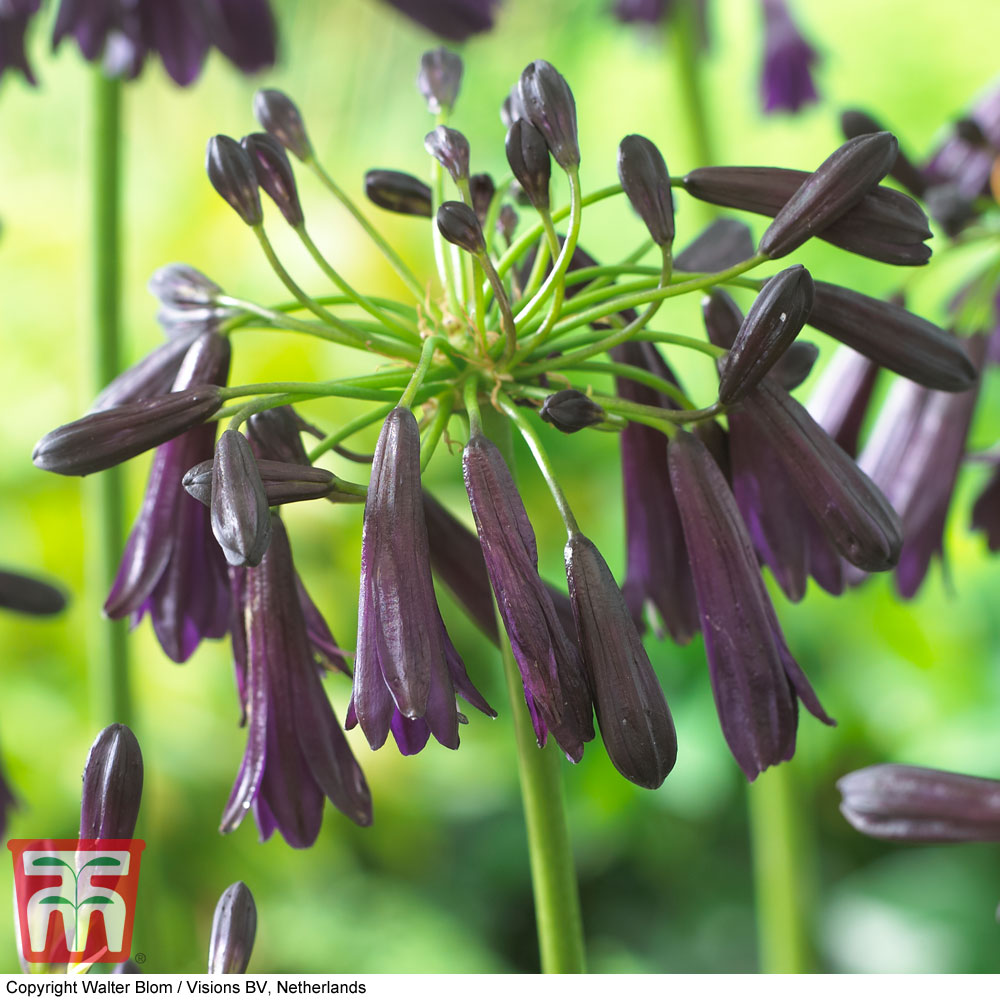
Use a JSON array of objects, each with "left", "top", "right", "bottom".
[{"left": 2, "top": 0, "right": 1000, "bottom": 974}]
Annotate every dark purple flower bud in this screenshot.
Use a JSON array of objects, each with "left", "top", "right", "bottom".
[
  {"left": 252, "top": 89, "right": 313, "bottom": 162},
  {"left": 0, "top": 569, "right": 67, "bottom": 616},
  {"left": 208, "top": 882, "right": 257, "bottom": 974},
  {"left": 614, "top": 0, "right": 669, "bottom": 22},
  {"left": 424, "top": 125, "right": 470, "bottom": 184},
  {"left": 364, "top": 169, "right": 433, "bottom": 218},
  {"left": 718, "top": 265, "right": 814, "bottom": 404},
  {"left": 0, "top": 1, "right": 40, "bottom": 85},
  {"left": 674, "top": 218, "right": 755, "bottom": 273},
  {"left": 33, "top": 385, "right": 224, "bottom": 477},
  {"left": 807, "top": 282, "right": 977, "bottom": 391},
  {"left": 104, "top": 332, "right": 232, "bottom": 663},
  {"left": 210, "top": 430, "right": 272, "bottom": 567},
  {"left": 924, "top": 84, "right": 1000, "bottom": 201},
  {"left": 759, "top": 0, "right": 818, "bottom": 114},
  {"left": 739, "top": 377, "right": 903, "bottom": 572},
  {"left": 806, "top": 345, "right": 880, "bottom": 458},
  {"left": 517, "top": 60, "right": 580, "bottom": 170},
  {"left": 209, "top": 0, "right": 276, "bottom": 76},
  {"left": 925, "top": 183, "right": 978, "bottom": 237},
  {"left": 436, "top": 200, "right": 485, "bottom": 254},
  {"left": 241, "top": 132, "right": 304, "bottom": 228},
  {"left": 701, "top": 288, "right": 743, "bottom": 351},
  {"left": 668, "top": 430, "right": 833, "bottom": 779},
  {"left": 505, "top": 120, "right": 552, "bottom": 212},
  {"left": 463, "top": 433, "right": 593, "bottom": 761},
  {"left": 565, "top": 532, "right": 676, "bottom": 788},
  {"left": 617, "top": 134, "right": 675, "bottom": 248},
  {"left": 246, "top": 406, "right": 310, "bottom": 465},
  {"left": 683, "top": 166, "right": 931, "bottom": 266},
  {"left": 858, "top": 337, "right": 984, "bottom": 597},
  {"left": 973, "top": 464, "right": 1000, "bottom": 551},
  {"left": 353, "top": 409, "right": 492, "bottom": 753},
  {"left": 500, "top": 84, "right": 526, "bottom": 129},
  {"left": 759, "top": 133, "right": 899, "bottom": 257},
  {"left": 186, "top": 458, "right": 349, "bottom": 508},
  {"left": 838, "top": 764, "right": 1000, "bottom": 843},
  {"left": 206, "top": 135, "right": 263, "bottom": 227},
  {"left": 612, "top": 342, "right": 699, "bottom": 642},
  {"left": 80, "top": 724, "right": 143, "bottom": 840},
  {"left": 223, "top": 516, "right": 371, "bottom": 845},
  {"left": 417, "top": 47, "right": 463, "bottom": 113},
  {"left": 539, "top": 390, "right": 605, "bottom": 433},
  {"left": 840, "top": 109, "right": 926, "bottom": 197},
  {"left": 380, "top": 0, "right": 498, "bottom": 42},
  {"left": 497, "top": 204, "right": 518, "bottom": 244},
  {"left": 770, "top": 341, "right": 818, "bottom": 391},
  {"left": 148, "top": 263, "right": 222, "bottom": 310},
  {"left": 469, "top": 173, "right": 495, "bottom": 224}
]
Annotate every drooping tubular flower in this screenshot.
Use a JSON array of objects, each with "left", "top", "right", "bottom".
[
  {"left": 378, "top": 0, "right": 500, "bottom": 42},
  {"left": 223, "top": 515, "right": 372, "bottom": 848},
  {"left": 350, "top": 408, "right": 494, "bottom": 756},
  {"left": 0, "top": 0, "right": 40, "bottom": 84},
  {"left": 103, "top": 332, "right": 232, "bottom": 663},
  {"left": 759, "top": 0, "right": 819, "bottom": 114}
]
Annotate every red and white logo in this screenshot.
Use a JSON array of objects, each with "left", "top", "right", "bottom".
[{"left": 8, "top": 838, "right": 145, "bottom": 966}]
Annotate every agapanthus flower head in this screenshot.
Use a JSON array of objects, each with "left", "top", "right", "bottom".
[
  {"left": 223, "top": 515, "right": 370, "bottom": 846},
  {"left": 839, "top": 764, "right": 1000, "bottom": 843},
  {"left": 242, "top": 132, "right": 304, "bottom": 228},
  {"left": 104, "top": 332, "right": 232, "bottom": 663},
  {"left": 364, "top": 169, "right": 433, "bottom": 218},
  {"left": 668, "top": 429, "right": 833, "bottom": 779},
  {"left": 463, "top": 431, "right": 592, "bottom": 761},
  {"left": 208, "top": 882, "right": 257, "bottom": 974},
  {"left": 759, "top": 0, "right": 819, "bottom": 114},
  {"left": 351, "top": 408, "right": 493, "bottom": 755},
  {"left": 565, "top": 532, "right": 676, "bottom": 788},
  {"left": 0, "top": 0, "right": 40, "bottom": 84},
  {"left": 52, "top": 0, "right": 277, "bottom": 86},
  {"left": 80, "top": 724, "right": 143, "bottom": 840},
  {"left": 417, "top": 47, "right": 463, "bottom": 114}
]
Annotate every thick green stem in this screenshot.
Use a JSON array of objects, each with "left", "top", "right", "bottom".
[
  {"left": 747, "top": 765, "right": 814, "bottom": 973},
  {"left": 671, "top": 0, "right": 715, "bottom": 170},
  {"left": 481, "top": 408, "right": 586, "bottom": 974},
  {"left": 88, "top": 71, "right": 130, "bottom": 727}
]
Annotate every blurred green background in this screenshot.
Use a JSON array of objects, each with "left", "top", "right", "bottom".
[{"left": 3, "top": 0, "right": 1000, "bottom": 974}]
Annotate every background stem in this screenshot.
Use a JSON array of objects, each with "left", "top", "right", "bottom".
[
  {"left": 482, "top": 409, "right": 586, "bottom": 974},
  {"left": 88, "top": 71, "right": 131, "bottom": 727},
  {"left": 747, "top": 763, "right": 814, "bottom": 973}
]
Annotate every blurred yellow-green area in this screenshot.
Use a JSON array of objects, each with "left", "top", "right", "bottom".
[{"left": 3, "top": 0, "right": 1000, "bottom": 974}]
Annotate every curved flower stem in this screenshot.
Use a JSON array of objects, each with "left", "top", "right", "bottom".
[
  {"left": 307, "top": 404, "right": 395, "bottom": 463},
  {"left": 294, "top": 226, "right": 420, "bottom": 342},
  {"left": 481, "top": 406, "right": 586, "bottom": 974},
  {"left": 747, "top": 765, "right": 814, "bottom": 973},
  {"left": 558, "top": 360, "right": 696, "bottom": 408},
  {"left": 306, "top": 156, "right": 431, "bottom": 312},
  {"left": 399, "top": 337, "right": 448, "bottom": 408},
  {"left": 496, "top": 394, "right": 579, "bottom": 534},
  {"left": 88, "top": 70, "right": 130, "bottom": 726},
  {"left": 523, "top": 328, "right": 723, "bottom": 365}
]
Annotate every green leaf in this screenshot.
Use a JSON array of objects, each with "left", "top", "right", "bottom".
[
  {"left": 37, "top": 896, "right": 74, "bottom": 906},
  {"left": 80, "top": 896, "right": 113, "bottom": 906},
  {"left": 32, "top": 857, "right": 73, "bottom": 869},
  {"left": 80, "top": 857, "right": 121, "bottom": 869}
]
